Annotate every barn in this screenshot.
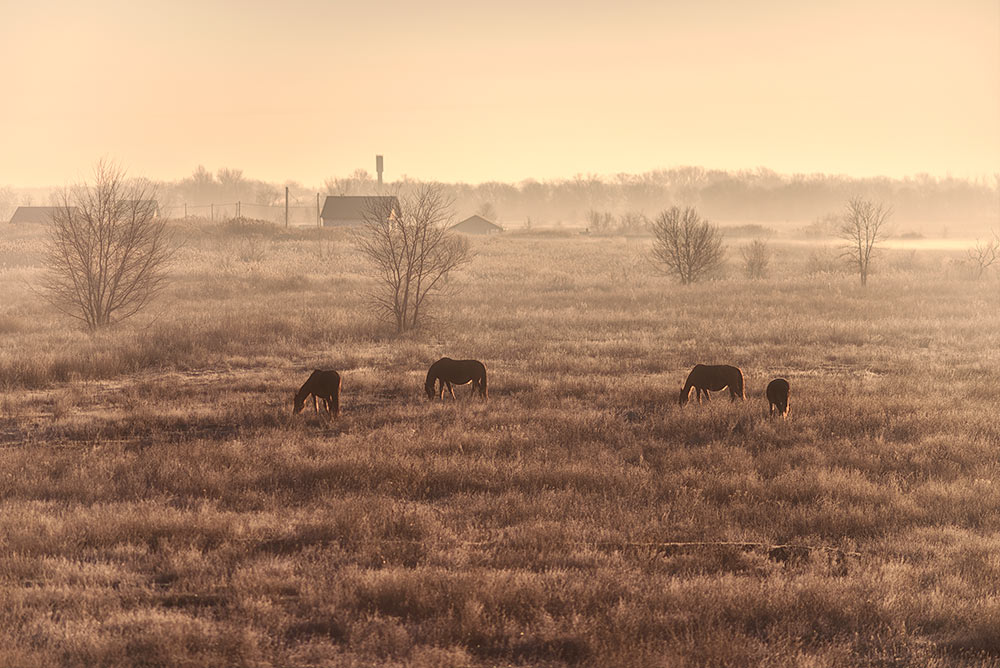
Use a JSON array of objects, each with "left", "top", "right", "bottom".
[
  {"left": 320, "top": 196, "right": 400, "bottom": 227},
  {"left": 9, "top": 206, "right": 70, "bottom": 224},
  {"left": 451, "top": 214, "right": 502, "bottom": 235}
]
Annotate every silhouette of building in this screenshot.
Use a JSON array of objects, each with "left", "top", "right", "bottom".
[
  {"left": 451, "top": 214, "right": 502, "bottom": 235},
  {"left": 9, "top": 206, "right": 72, "bottom": 224},
  {"left": 320, "top": 196, "right": 400, "bottom": 227}
]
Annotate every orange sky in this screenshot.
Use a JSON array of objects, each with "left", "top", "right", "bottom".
[{"left": 2, "top": 0, "right": 998, "bottom": 186}]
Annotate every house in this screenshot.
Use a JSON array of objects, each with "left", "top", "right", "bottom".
[
  {"left": 451, "top": 214, "right": 502, "bottom": 235},
  {"left": 320, "top": 195, "right": 400, "bottom": 227},
  {"left": 8, "top": 206, "right": 71, "bottom": 224}
]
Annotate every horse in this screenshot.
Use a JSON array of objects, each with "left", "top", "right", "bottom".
[
  {"left": 766, "top": 378, "right": 790, "bottom": 417},
  {"left": 679, "top": 364, "right": 746, "bottom": 405},
  {"left": 294, "top": 369, "right": 341, "bottom": 417},
  {"left": 425, "top": 358, "right": 488, "bottom": 400}
]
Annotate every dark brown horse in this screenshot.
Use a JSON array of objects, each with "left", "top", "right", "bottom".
[
  {"left": 679, "top": 364, "right": 746, "bottom": 405},
  {"left": 294, "top": 369, "right": 341, "bottom": 416},
  {"left": 766, "top": 378, "right": 790, "bottom": 417},
  {"left": 425, "top": 358, "right": 488, "bottom": 400}
]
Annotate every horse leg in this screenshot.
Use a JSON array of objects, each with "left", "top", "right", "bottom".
[
  {"left": 448, "top": 382, "right": 456, "bottom": 400},
  {"left": 312, "top": 395, "right": 318, "bottom": 414}
]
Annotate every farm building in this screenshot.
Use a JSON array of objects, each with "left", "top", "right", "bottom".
[
  {"left": 451, "top": 214, "right": 502, "bottom": 235},
  {"left": 8, "top": 206, "right": 72, "bottom": 224},
  {"left": 320, "top": 195, "right": 400, "bottom": 227}
]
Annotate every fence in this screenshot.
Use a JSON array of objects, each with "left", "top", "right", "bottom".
[{"left": 160, "top": 194, "right": 325, "bottom": 227}]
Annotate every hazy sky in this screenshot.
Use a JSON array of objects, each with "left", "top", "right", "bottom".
[{"left": 2, "top": 0, "right": 998, "bottom": 186}]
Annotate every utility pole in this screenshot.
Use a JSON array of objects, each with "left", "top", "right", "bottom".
[
  {"left": 211, "top": 203, "right": 214, "bottom": 221},
  {"left": 316, "top": 193, "right": 320, "bottom": 227},
  {"left": 284, "top": 187, "right": 289, "bottom": 228}
]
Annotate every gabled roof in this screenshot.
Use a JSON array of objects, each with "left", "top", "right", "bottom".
[
  {"left": 320, "top": 195, "right": 400, "bottom": 221},
  {"left": 9, "top": 206, "right": 72, "bottom": 224},
  {"left": 451, "top": 214, "right": 502, "bottom": 233}
]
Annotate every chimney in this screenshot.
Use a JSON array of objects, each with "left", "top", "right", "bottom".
[{"left": 376, "top": 155, "right": 384, "bottom": 188}]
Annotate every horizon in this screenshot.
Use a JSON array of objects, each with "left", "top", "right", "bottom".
[{"left": 2, "top": 0, "right": 998, "bottom": 188}]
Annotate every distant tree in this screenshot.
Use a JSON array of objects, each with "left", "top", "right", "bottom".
[
  {"left": 0, "top": 186, "right": 16, "bottom": 222},
  {"left": 255, "top": 185, "right": 281, "bottom": 206},
  {"left": 353, "top": 184, "right": 472, "bottom": 333},
  {"left": 838, "top": 197, "right": 892, "bottom": 286},
  {"left": 216, "top": 167, "right": 247, "bottom": 200},
  {"left": 618, "top": 211, "right": 650, "bottom": 235},
  {"left": 324, "top": 176, "right": 353, "bottom": 196},
  {"left": 966, "top": 232, "right": 999, "bottom": 279},
  {"left": 475, "top": 201, "right": 498, "bottom": 222},
  {"left": 40, "top": 160, "right": 174, "bottom": 329},
  {"left": 650, "top": 206, "right": 725, "bottom": 284},
  {"left": 586, "top": 209, "right": 614, "bottom": 233},
  {"left": 740, "top": 238, "right": 772, "bottom": 279}
]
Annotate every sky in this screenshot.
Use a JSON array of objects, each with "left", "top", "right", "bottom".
[{"left": 1, "top": 0, "right": 998, "bottom": 187}]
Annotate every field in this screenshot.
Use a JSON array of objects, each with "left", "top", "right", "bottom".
[{"left": 1, "top": 220, "right": 999, "bottom": 667}]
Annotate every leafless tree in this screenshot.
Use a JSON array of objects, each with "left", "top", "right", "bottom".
[
  {"left": 353, "top": 184, "right": 472, "bottom": 333},
  {"left": 650, "top": 206, "right": 725, "bottom": 284},
  {"left": 475, "top": 201, "right": 498, "bottom": 222},
  {"left": 0, "top": 186, "right": 17, "bottom": 223},
  {"left": 967, "top": 232, "right": 999, "bottom": 279},
  {"left": 40, "top": 161, "right": 174, "bottom": 329},
  {"left": 838, "top": 197, "right": 892, "bottom": 286},
  {"left": 740, "top": 238, "right": 772, "bottom": 279}
]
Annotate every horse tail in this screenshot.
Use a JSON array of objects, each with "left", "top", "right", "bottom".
[
  {"left": 736, "top": 368, "right": 746, "bottom": 400},
  {"left": 334, "top": 373, "right": 342, "bottom": 416}
]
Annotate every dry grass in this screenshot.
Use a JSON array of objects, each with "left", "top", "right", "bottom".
[{"left": 1, "top": 222, "right": 999, "bottom": 666}]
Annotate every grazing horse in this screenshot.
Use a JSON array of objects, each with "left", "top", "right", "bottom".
[
  {"left": 294, "top": 369, "right": 341, "bottom": 416},
  {"left": 679, "top": 364, "right": 746, "bottom": 405},
  {"left": 766, "top": 378, "right": 790, "bottom": 417},
  {"left": 425, "top": 358, "right": 488, "bottom": 400}
]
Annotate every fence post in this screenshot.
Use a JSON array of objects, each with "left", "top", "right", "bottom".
[
  {"left": 285, "top": 187, "right": 289, "bottom": 228},
  {"left": 211, "top": 203, "right": 214, "bottom": 221},
  {"left": 316, "top": 193, "right": 321, "bottom": 227},
  {"left": 237, "top": 201, "right": 241, "bottom": 218},
  {"left": 184, "top": 203, "right": 187, "bottom": 219}
]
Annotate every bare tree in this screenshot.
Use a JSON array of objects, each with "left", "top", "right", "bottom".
[
  {"left": 650, "top": 206, "right": 725, "bottom": 284},
  {"left": 838, "top": 197, "right": 892, "bottom": 286},
  {"left": 0, "top": 186, "right": 17, "bottom": 223},
  {"left": 966, "top": 232, "right": 999, "bottom": 279},
  {"left": 740, "top": 238, "right": 772, "bottom": 279},
  {"left": 475, "top": 201, "right": 498, "bottom": 222},
  {"left": 40, "top": 161, "right": 174, "bottom": 329},
  {"left": 353, "top": 184, "right": 472, "bottom": 333}
]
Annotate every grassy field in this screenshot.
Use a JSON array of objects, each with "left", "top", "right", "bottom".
[{"left": 1, "top": 220, "right": 999, "bottom": 667}]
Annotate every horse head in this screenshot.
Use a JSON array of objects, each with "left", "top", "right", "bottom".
[
  {"left": 679, "top": 386, "right": 691, "bottom": 406},
  {"left": 424, "top": 376, "right": 436, "bottom": 399},
  {"left": 293, "top": 395, "right": 306, "bottom": 414}
]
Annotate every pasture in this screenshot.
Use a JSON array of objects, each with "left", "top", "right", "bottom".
[{"left": 1, "top": 220, "right": 999, "bottom": 667}]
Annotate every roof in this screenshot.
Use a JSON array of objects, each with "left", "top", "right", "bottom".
[
  {"left": 320, "top": 195, "right": 400, "bottom": 222},
  {"left": 451, "top": 214, "right": 502, "bottom": 234},
  {"left": 8, "top": 206, "right": 72, "bottom": 224}
]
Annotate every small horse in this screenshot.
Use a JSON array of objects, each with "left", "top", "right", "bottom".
[
  {"left": 679, "top": 364, "right": 746, "bottom": 405},
  {"left": 425, "top": 358, "right": 488, "bottom": 400},
  {"left": 766, "top": 378, "right": 790, "bottom": 417},
  {"left": 294, "top": 369, "right": 341, "bottom": 417}
]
